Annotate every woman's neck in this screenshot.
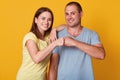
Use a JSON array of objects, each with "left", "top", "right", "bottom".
[{"left": 38, "top": 29, "right": 45, "bottom": 40}]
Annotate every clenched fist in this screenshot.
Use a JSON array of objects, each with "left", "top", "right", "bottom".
[{"left": 64, "top": 37, "right": 75, "bottom": 46}]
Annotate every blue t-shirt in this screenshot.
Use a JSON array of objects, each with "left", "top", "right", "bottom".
[{"left": 53, "top": 27, "right": 101, "bottom": 80}]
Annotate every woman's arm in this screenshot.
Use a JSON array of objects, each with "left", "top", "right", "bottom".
[{"left": 26, "top": 38, "right": 64, "bottom": 64}]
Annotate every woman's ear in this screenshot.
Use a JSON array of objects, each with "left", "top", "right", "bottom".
[{"left": 35, "top": 17, "right": 37, "bottom": 24}]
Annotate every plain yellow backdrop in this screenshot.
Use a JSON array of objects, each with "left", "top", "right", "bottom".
[{"left": 0, "top": 0, "right": 120, "bottom": 80}]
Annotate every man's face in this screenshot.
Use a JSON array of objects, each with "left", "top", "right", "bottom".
[{"left": 65, "top": 5, "right": 82, "bottom": 27}]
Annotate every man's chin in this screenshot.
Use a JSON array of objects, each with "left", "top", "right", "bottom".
[{"left": 68, "top": 24, "right": 75, "bottom": 27}]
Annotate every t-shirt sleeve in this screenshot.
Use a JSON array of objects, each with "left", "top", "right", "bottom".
[
  {"left": 91, "top": 31, "right": 101, "bottom": 45},
  {"left": 23, "top": 32, "right": 37, "bottom": 47},
  {"left": 52, "top": 46, "right": 60, "bottom": 54}
]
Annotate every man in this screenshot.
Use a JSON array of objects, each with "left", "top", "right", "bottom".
[{"left": 48, "top": 1, "right": 105, "bottom": 80}]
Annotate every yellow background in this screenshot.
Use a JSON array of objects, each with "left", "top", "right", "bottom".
[{"left": 0, "top": 0, "right": 120, "bottom": 80}]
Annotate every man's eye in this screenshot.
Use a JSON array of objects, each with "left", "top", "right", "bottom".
[
  {"left": 65, "top": 13, "right": 69, "bottom": 15},
  {"left": 71, "top": 12, "right": 75, "bottom": 15}
]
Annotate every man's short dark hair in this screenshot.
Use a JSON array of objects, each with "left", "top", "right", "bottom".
[{"left": 66, "top": 1, "right": 82, "bottom": 13}]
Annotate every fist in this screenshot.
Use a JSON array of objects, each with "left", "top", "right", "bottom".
[
  {"left": 55, "top": 38, "right": 64, "bottom": 46},
  {"left": 64, "top": 37, "right": 74, "bottom": 46}
]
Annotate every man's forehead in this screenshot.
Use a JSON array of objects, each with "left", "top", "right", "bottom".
[{"left": 65, "top": 5, "right": 78, "bottom": 12}]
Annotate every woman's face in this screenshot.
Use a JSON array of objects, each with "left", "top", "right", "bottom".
[{"left": 35, "top": 11, "right": 52, "bottom": 32}]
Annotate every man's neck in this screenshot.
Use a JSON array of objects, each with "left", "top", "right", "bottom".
[{"left": 67, "top": 25, "right": 83, "bottom": 37}]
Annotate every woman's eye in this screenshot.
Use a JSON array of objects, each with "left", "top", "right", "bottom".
[
  {"left": 41, "top": 17, "right": 45, "bottom": 20},
  {"left": 48, "top": 18, "right": 52, "bottom": 21}
]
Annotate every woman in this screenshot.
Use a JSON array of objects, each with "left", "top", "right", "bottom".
[{"left": 16, "top": 7, "right": 64, "bottom": 80}]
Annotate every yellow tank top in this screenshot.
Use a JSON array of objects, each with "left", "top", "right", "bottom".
[{"left": 16, "top": 32, "right": 51, "bottom": 80}]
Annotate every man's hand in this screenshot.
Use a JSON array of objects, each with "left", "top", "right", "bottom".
[{"left": 64, "top": 37, "right": 75, "bottom": 46}]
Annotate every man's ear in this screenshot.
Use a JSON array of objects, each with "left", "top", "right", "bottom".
[{"left": 80, "top": 11, "right": 83, "bottom": 17}]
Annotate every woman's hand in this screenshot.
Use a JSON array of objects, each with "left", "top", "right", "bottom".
[
  {"left": 49, "top": 24, "right": 66, "bottom": 43},
  {"left": 55, "top": 38, "right": 64, "bottom": 46},
  {"left": 49, "top": 28, "right": 57, "bottom": 43}
]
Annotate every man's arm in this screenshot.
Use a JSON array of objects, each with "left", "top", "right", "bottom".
[
  {"left": 64, "top": 37, "right": 105, "bottom": 59},
  {"left": 48, "top": 54, "right": 59, "bottom": 80}
]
